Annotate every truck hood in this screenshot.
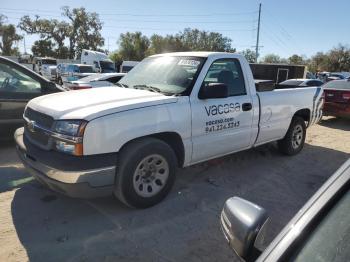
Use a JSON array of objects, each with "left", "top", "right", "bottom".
[{"left": 27, "top": 87, "right": 178, "bottom": 120}]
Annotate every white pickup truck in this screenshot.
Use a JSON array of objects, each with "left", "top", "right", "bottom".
[
  {"left": 33, "top": 57, "right": 57, "bottom": 81},
  {"left": 15, "top": 52, "right": 324, "bottom": 208}
]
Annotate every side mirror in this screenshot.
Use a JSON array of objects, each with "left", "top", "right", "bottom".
[
  {"left": 42, "top": 81, "right": 61, "bottom": 93},
  {"left": 221, "top": 197, "right": 269, "bottom": 261},
  {"left": 199, "top": 83, "right": 228, "bottom": 99}
]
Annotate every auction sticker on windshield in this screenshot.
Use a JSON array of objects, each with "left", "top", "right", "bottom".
[{"left": 178, "top": 59, "right": 201, "bottom": 66}]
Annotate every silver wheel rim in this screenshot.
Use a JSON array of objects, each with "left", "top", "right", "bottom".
[
  {"left": 292, "top": 124, "right": 303, "bottom": 149},
  {"left": 133, "top": 154, "right": 169, "bottom": 197}
]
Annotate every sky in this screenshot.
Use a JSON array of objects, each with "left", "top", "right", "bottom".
[{"left": 1, "top": 0, "right": 350, "bottom": 59}]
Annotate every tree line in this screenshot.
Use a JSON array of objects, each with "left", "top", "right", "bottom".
[
  {"left": 248, "top": 45, "right": 350, "bottom": 72},
  {"left": 109, "top": 29, "right": 236, "bottom": 63},
  {"left": 0, "top": 6, "right": 349, "bottom": 72}
]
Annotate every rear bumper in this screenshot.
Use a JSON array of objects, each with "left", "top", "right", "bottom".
[
  {"left": 15, "top": 128, "right": 115, "bottom": 198},
  {"left": 324, "top": 102, "right": 350, "bottom": 118}
]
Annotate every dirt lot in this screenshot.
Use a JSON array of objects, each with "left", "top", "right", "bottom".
[{"left": 0, "top": 117, "right": 349, "bottom": 262}]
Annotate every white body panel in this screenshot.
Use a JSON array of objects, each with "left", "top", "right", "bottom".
[{"left": 25, "top": 52, "right": 323, "bottom": 167}]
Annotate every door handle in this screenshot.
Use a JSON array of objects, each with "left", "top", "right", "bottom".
[{"left": 242, "top": 103, "right": 252, "bottom": 111}]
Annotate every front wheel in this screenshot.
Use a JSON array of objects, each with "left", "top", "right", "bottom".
[
  {"left": 114, "top": 138, "right": 177, "bottom": 208},
  {"left": 278, "top": 116, "right": 306, "bottom": 155}
]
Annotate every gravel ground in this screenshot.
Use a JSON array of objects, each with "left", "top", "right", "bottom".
[{"left": 0, "top": 116, "right": 349, "bottom": 262}]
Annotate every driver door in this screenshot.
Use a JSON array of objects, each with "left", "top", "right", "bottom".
[
  {"left": 0, "top": 61, "right": 42, "bottom": 136},
  {"left": 190, "top": 58, "right": 254, "bottom": 163}
]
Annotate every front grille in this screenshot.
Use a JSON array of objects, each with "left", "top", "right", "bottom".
[
  {"left": 24, "top": 107, "right": 54, "bottom": 148},
  {"left": 25, "top": 127, "right": 50, "bottom": 145},
  {"left": 25, "top": 107, "right": 54, "bottom": 129}
]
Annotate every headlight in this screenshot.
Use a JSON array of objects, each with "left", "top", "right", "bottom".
[
  {"left": 52, "top": 120, "right": 87, "bottom": 156},
  {"left": 53, "top": 120, "right": 86, "bottom": 136}
]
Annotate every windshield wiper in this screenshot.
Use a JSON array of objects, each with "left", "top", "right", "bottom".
[
  {"left": 115, "top": 82, "right": 129, "bottom": 88},
  {"left": 133, "top": 84, "right": 165, "bottom": 94}
]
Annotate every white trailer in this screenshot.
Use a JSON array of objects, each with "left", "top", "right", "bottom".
[{"left": 81, "top": 49, "right": 116, "bottom": 73}]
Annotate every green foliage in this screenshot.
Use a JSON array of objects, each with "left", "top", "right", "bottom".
[
  {"left": 116, "top": 28, "right": 236, "bottom": 61},
  {"left": 241, "top": 49, "right": 256, "bottom": 63},
  {"left": 118, "top": 32, "right": 150, "bottom": 61},
  {"left": 180, "top": 28, "right": 235, "bottom": 52},
  {"left": 18, "top": 7, "right": 104, "bottom": 59},
  {"left": 288, "top": 54, "right": 306, "bottom": 65},
  {"left": 0, "top": 15, "right": 23, "bottom": 56},
  {"left": 261, "top": 54, "right": 283, "bottom": 64},
  {"left": 109, "top": 51, "right": 123, "bottom": 63},
  {"left": 326, "top": 44, "right": 350, "bottom": 72},
  {"left": 306, "top": 44, "right": 350, "bottom": 72},
  {"left": 31, "top": 40, "right": 56, "bottom": 57},
  {"left": 61, "top": 6, "right": 104, "bottom": 58}
]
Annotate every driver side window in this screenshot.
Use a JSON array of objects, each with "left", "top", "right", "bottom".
[
  {"left": 203, "top": 58, "right": 246, "bottom": 96},
  {"left": 0, "top": 63, "right": 41, "bottom": 94}
]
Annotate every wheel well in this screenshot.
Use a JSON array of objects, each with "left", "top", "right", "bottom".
[
  {"left": 294, "top": 109, "right": 311, "bottom": 123},
  {"left": 150, "top": 132, "right": 185, "bottom": 167},
  {"left": 120, "top": 132, "right": 185, "bottom": 167}
]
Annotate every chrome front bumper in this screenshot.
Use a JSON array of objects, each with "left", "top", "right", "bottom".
[{"left": 15, "top": 128, "right": 115, "bottom": 198}]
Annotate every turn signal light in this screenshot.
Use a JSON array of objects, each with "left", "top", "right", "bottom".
[{"left": 72, "top": 85, "right": 92, "bottom": 90}]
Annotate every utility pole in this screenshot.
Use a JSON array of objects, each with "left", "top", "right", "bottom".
[
  {"left": 255, "top": 3, "right": 262, "bottom": 63},
  {"left": 23, "top": 35, "right": 26, "bottom": 54}
]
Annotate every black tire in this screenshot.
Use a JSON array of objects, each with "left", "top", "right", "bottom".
[
  {"left": 114, "top": 138, "right": 177, "bottom": 208},
  {"left": 278, "top": 116, "right": 306, "bottom": 155}
]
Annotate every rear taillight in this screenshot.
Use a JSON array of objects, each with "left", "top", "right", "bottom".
[
  {"left": 321, "top": 90, "right": 325, "bottom": 107},
  {"left": 343, "top": 93, "right": 350, "bottom": 100},
  {"left": 72, "top": 85, "right": 92, "bottom": 90}
]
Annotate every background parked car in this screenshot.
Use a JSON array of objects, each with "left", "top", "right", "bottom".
[
  {"left": 32, "top": 57, "right": 57, "bottom": 81},
  {"left": 0, "top": 56, "right": 64, "bottom": 138},
  {"left": 60, "top": 64, "right": 96, "bottom": 84},
  {"left": 66, "top": 72, "right": 126, "bottom": 90},
  {"left": 328, "top": 72, "right": 347, "bottom": 80},
  {"left": 220, "top": 158, "right": 350, "bottom": 262},
  {"left": 323, "top": 79, "right": 350, "bottom": 118},
  {"left": 277, "top": 78, "right": 324, "bottom": 88},
  {"left": 120, "top": 61, "right": 139, "bottom": 73}
]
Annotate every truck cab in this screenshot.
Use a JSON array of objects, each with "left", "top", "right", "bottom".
[{"left": 81, "top": 49, "right": 116, "bottom": 73}]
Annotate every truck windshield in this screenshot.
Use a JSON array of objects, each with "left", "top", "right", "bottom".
[
  {"left": 119, "top": 56, "right": 205, "bottom": 95},
  {"left": 42, "top": 59, "right": 57, "bottom": 65},
  {"left": 79, "top": 66, "right": 94, "bottom": 73},
  {"left": 100, "top": 61, "right": 115, "bottom": 73}
]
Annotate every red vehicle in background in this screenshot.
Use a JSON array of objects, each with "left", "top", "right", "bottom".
[{"left": 323, "top": 79, "right": 350, "bottom": 118}]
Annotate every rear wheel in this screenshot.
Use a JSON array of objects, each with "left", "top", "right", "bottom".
[
  {"left": 114, "top": 138, "right": 177, "bottom": 208},
  {"left": 278, "top": 116, "right": 306, "bottom": 155}
]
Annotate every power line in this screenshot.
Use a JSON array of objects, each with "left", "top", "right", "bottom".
[
  {"left": 0, "top": 7, "right": 258, "bottom": 17},
  {"left": 103, "top": 25, "right": 257, "bottom": 32},
  {"left": 263, "top": 9, "right": 305, "bottom": 54},
  {"left": 6, "top": 15, "right": 258, "bottom": 25},
  {"left": 261, "top": 28, "right": 291, "bottom": 56}
]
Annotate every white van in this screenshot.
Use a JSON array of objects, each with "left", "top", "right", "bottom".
[
  {"left": 81, "top": 49, "right": 116, "bottom": 73},
  {"left": 120, "top": 61, "right": 139, "bottom": 73}
]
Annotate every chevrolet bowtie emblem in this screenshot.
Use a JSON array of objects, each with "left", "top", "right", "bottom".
[{"left": 28, "top": 120, "right": 36, "bottom": 133}]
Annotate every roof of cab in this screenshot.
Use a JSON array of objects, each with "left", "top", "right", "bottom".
[{"left": 150, "top": 51, "right": 238, "bottom": 58}]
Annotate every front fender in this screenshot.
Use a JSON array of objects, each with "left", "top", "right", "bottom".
[{"left": 82, "top": 98, "right": 191, "bottom": 159}]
